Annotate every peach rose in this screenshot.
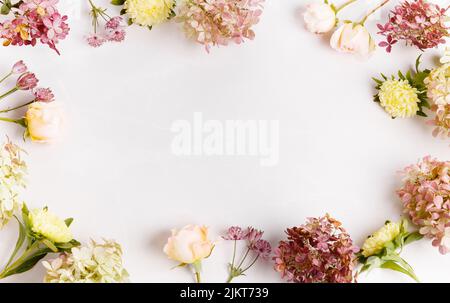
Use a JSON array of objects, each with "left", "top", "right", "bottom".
[
  {"left": 163, "top": 225, "right": 214, "bottom": 264},
  {"left": 25, "top": 102, "right": 63, "bottom": 143}
]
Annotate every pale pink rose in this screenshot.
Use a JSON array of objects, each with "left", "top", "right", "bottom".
[
  {"left": 303, "top": 3, "right": 336, "bottom": 34},
  {"left": 330, "top": 23, "right": 376, "bottom": 58},
  {"left": 163, "top": 225, "right": 214, "bottom": 264},
  {"left": 25, "top": 101, "right": 63, "bottom": 143}
]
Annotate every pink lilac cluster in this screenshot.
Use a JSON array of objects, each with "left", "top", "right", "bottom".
[
  {"left": 176, "top": 0, "right": 264, "bottom": 52},
  {"left": 223, "top": 226, "right": 271, "bottom": 259},
  {"left": 377, "top": 0, "right": 449, "bottom": 52},
  {"left": 397, "top": 156, "right": 450, "bottom": 254},
  {"left": 0, "top": 0, "right": 69, "bottom": 55},
  {"left": 86, "top": 16, "right": 126, "bottom": 48},
  {"left": 273, "top": 214, "right": 358, "bottom": 283}
]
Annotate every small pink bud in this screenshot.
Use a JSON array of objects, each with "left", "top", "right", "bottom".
[
  {"left": 16, "top": 72, "right": 38, "bottom": 90},
  {"left": 12, "top": 60, "right": 27, "bottom": 74}
]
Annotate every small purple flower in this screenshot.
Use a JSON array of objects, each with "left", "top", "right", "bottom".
[
  {"left": 12, "top": 60, "right": 27, "bottom": 74},
  {"left": 16, "top": 72, "right": 38, "bottom": 90},
  {"left": 251, "top": 239, "right": 271, "bottom": 260},
  {"left": 223, "top": 226, "right": 246, "bottom": 240},
  {"left": 86, "top": 33, "right": 105, "bottom": 48},
  {"left": 34, "top": 87, "right": 54, "bottom": 102}
]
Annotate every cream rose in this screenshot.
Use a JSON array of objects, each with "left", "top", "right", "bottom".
[
  {"left": 25, "top": 102, "right": 63, "bottom": 143},
  {"left": 330, "top": 23, "right": 376, "bottom": 57},
  {"left": 303, "top": 3, "right": 336, "bottom": 34},
  {"left": 163, "top": 225, "right": 214, "bottom": 264}
]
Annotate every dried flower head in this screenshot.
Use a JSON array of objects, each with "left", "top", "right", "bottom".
[
  {"left": 398, "top": 156, "right": 450, "bottom": 254},
  {"left": 223, "top": 226, "right": 246, "bottom": 240},
  {"left": 361, "top": 221, "right": 401, "bottom": 257},
  {"left": 176, "top": 0, "right": 264, "bottom": 52},
  {"left": 378, "top": 79, "right": 420, "bottom": 118},
  {"left": 0, "top": 140, "right": 26, "bottom": 228},
  {"left": 124, "top": 0, "right": 175, "bottom": 27},
  {"left": 43, "top": 239, "right": 129, "bottom": 283},
  {"left": 425, "top": 62, "right": 450, "bottom": 138},
  {"left": 377, "top": 0, "right": 449, "bottom": 52},
  {"left": 273, "top": 214, "right": 358, "bottom": 283}
]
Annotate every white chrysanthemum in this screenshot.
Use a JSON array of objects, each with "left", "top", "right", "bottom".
[
  {"left": 43, "top": 239, "right": 129, "bottom": 283},
  {"left": 29, "top": 208, "right": 72, "bottom": 243},
  {"left": 425, "top": 63, "right": 450, "bottom": 107},
  {"left": 124, "top": 0, "right": 174, "bottom": 27},
  {"left": 0, "top": 141, "right": 26, "bottom": 228},
  {"left": 378, "top": 79, "right": 420, "bottom": 118},
  {"left": 362, "top": 221, "right": 401, "bottom": 257}
]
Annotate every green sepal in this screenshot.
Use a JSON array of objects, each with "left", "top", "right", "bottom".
[{"left": 111, "top": 0, "right": 125, "bottom": 5}]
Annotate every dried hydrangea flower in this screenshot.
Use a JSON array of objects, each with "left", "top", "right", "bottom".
[
  {"left": 124, "top": 0, "right": 175, "bottom": 27},
  {"left": 358, "top": 219, "right": 421, "bottom": 282},
  {"left": 397, "top": 156, "right": 450, "bottom": 254},
  {"left": 43, "top": 239, "right": 129, "bottom": 283},
  {"left": 377, "top": 0, "right": 449, "bottom": 52},
  {"left": 176, "top": 0, "right": 264, "bottom": 52},
  {"left": 0, "top": 140, "right": 26, "bottom": 228},
  {"left": 424, "top": 60, "right": 450, "bottom": 138},
  {"left": 273, "top": 214, "right": 358, "bottom": 283}
]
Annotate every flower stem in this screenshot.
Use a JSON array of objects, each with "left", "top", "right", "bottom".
[
  {"left": 240, "top": 255, "right": 259, "bottom": 274},
  {"left": 192, "top": 261, "right": 202, "bottom": 283},
  {"left": 359, "top": 0, "right": 391, "bottom": 25},
  {"left": 0, "top": 71, "right": 12, "bottom": 84},
  {"left": 0, "top": 116, "right": 26, "bottom": 127},
  {"left": 335, "top": 0, "right": 358, "bottom": 13},
  {"left": 231, "top": 240, "right": 237, "bottom": 269},
  {"left": 0, "top": 100, "right": 34, "bottom": 113},
  {"left": 0, "top": 87, "right": 18, "bottom": 101},
  {"left": 0, "top": 242, "right": 39, "bottom": 279},
  {"left": 237, "top": 247, "right": 250, "bottom": 269}
]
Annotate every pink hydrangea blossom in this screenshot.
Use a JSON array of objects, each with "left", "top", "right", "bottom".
[
  {"left": 176, "top": 0, "right": 264, "bottom": 52},
  {"left": 0, "top": 0, "right": 69, "bottom": 54},
  {"left": 397, "top": 156, "right": 450, "bottom": 254},
  {"left": 273, "top": 214, "right": 358, "bottom": 283},
  {"left": 377, "top": 0, "right": 449, "bottom": 52}
]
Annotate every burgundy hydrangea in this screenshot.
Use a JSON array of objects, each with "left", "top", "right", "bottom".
[
  {"left": 397, "top": 156, "right": 450, "bottom": 254},
  {"left": 377, "top": 0, "right": 449, "bottom": 52},
  {"left": 273, "top": 214, "right": 358, "bottom": 283}
]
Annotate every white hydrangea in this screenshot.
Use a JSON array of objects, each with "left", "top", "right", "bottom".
[
  {"left": 43, "top": 239, "right": 129, "bottom": 283},
  {"left": 0, "top": 140, "right": 27, "bottom": 228}
]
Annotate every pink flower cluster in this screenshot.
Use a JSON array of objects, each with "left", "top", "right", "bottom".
[
  {"left": 223, "top": 226, "right": 271, "bottom": 259},
  {"left": 0, "top": 0, "right": 69, "bottom": 54},
  {"left": 398, "top": 156, "right": 450, "bottom": 254},
  {"left": 86, "top": 16, "right": 126, "bottom": 48},
  {"left": 273, "top": 214, "right": 358, "bottom": 283},
  {"left": 176, "top": 0, "right": 264, "bottom": 52},
  {"left": 377, "top": 0, "right": 449, "bottom": 52}
]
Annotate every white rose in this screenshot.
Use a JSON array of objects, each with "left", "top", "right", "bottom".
[
  {"left": 303, "top": 3, "right": 336, "bottom": 34},
  {"left": 330, "top": 22, "right": 376, "bottom": 57}
]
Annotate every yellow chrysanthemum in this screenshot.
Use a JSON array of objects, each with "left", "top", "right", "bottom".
[
  {"left": 361, "top": 221, "right": 401, "bottom": 257},
  {"left": 124, "top": 0, "right": 174, "bottom": 27},
  {"left": 378, "top": 79, "right": 420, "bottom": 118},
  {"left": 29, "top": 208, "right": 72, "bottom": 243}
]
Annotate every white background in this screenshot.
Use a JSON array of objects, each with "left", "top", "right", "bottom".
[{"left": 0, "top": 0, "right": 449, "bottom": 283}]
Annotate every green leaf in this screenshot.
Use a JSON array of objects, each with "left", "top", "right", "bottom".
[
  {"left": 404, "top": 232, "right": 423, "bottom": 245},
  {"left": 1, "top": 248, "right": 50, "bottom": 278},
  {"left": 64, "top": 218, "right": 73, "bottom": 227},
  {"left": 4, "top": 216, "right": 26, "bottom": 268},
  {"left": 128, "top": 18, "right": 133, "bottom": 25},
  {"left": 417, "top": 111, "right": 427, "bottom": 117},
  {"left": 1, "top": 4, "right": 11, "bottom": 15},
  {"left": 41, "top": 239, "right": 58, "bottom": 252},
  {"left": 415, "top": 55, "right": 423, "bottom": 73},
  {"left": 111, "top": 0, "right": 125, "bottom": 5},
  {"left": 380, "top": 260, "right": 419, "bottom": 282},
  {"left": 55, "top": 239, "right": 80, "bottom": 252},
  {"left": 120, "top": 8, "right": 127, "bottom": 15}
]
